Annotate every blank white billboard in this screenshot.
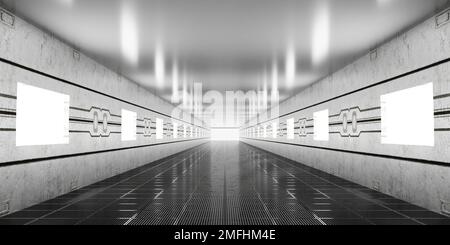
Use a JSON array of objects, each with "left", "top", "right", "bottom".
[
  {"left": 287, "top": 118, "right": 295, "bottom": 139},
  {"left": 156, "top": 118, "right": 164, "bottom": 139},
  {"left": 173, "top": 122, "right": 178, "bottom": 139},
  {"left": 16, "top": 83, "right": 70, "bottom": 146},
  {"left": 314, "top": 109, "right": 329, "bottom": 141},
  {"left": 121, "top": 109, "right": 137, "bottom": 141},
  {"left": 272, "top": 122, "right": 278, "bottom": 138},
  {"left": 381, "top": 83, "right": 434, "bottom": 146}
]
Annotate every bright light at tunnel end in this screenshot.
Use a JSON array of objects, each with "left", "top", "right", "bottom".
[{"left": 210, "top": 128, "right": 240, "bottom": 141}]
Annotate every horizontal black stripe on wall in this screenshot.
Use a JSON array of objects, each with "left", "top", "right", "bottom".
[
  {"left": 0, "top": 93, "right": 16, "bottom": 99},
  {"left": 435, "top": 128, "right": 450, "bottom": 131},
  {"left": 0, "top": 128, "right": 15, "bottom": 131},
  {"left": 69, "top": 117, "right": 122, "bottom": 126},
  {"left": 0, "top": 138, "right": 208, "bottom": 168},
  {"left": 241, "top": 137, "right": 450, "bottom": 167},
  {"left": 0, "top": 57, "right": 208, "bottom": 131},
  {"left": 434, "top": 93, "right": 450, "bottom": 100},
  {"left": 242, "top": 56, "right": 450, "bottom": 129},
  {"left": 434, "top": 110, "right": 450, "bottom": 116},
  {"left": 0, "top": 109, "right": 15, "bottom": 115}
]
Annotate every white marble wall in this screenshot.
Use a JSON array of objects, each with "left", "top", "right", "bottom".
[
  {"left": 0, "top": 7, "right": 207, "bottom": 213},
  {"left": 242, "top": 9, "right": 450, "bottom": 213}
]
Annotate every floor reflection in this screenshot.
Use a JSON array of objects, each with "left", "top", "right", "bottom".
[{"left": 1, "top": 142, "right": 449, "bottom": 225}]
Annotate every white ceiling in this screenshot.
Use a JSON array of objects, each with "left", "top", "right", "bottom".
[{"left": 1, "top": 0, "right": 449, "bottom": 102}]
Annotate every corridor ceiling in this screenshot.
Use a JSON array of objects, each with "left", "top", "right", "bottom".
[{"left": 1, "top": 0, "right": 448, "bottom": 102}]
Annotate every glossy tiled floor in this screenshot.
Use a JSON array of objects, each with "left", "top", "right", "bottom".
[{"left": 1, "top": 142, "right": 449, "bottom": 225}]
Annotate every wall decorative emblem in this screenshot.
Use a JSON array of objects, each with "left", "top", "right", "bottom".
[
  {"left": 338, "top": 107, "right": 361, "bottom": 137},
  {"left": 164, "top": 122, "right": 172, "bottom": 137},
  {"left": 178, "top": 125, "right": 184, "bottom": 137},
  {"left": 143, "top": 118, "right": 153, "bottom": 137},
  {"left": 297, "top": 118, "right": 308, "bottom": 137},
  {"left": 266, "top": 124, "right": 272, "bottom": 137},
  {"left": 89, "top": 107, "right": 111, "bottom": 137}
]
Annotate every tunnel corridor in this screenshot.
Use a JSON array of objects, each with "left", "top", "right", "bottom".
[{"left": 1, "top": 2, "right": 450, "bottom": 241}]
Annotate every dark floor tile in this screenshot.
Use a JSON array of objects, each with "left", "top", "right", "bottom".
[
  {"left": 83, "top": 198, "right": 116, "bottom": 202},
  {"left": 310, "top": 205, "right": 348, "bottom": 212},
  {"left": 121, "top": 193, "right": 156, "bottom": 199},
  {"left": 99, "top": 190, "right": 132, "bottom": 194},
  {"left": 398, "top": 210, "right": 448, "bottom": 219},
  {"left": 322, "top": 218, "right": 371, "bottom": 225},
  {"left": 90, "top": 210, "right": 137, "bottom": 219},
  {"left": 62, "top": 203, "right": 107, "bottom": 211},
  {"left": 2, "top": 210, "right": 50, "bottom": 219},
  {"left": 0, "top": 218, "right": 33, "bottom": 225},
  {"left": 326, "top": 193, "right": 359, "bottom": 199},
  {"left": 369, "top": 218, "right": 421, "bottom": 225},
  {"left": 336, "top": 197, "right": 375, "bottom": 205},
  {"left": 29, "top": 218, "right": 80, "bottom": 225},
  {"left": 102, "top": 204, "right": 141, "bottom": 211},
  {"left": 385, "top": 204, "right": 428, "bottom": 211},
  {"left": 314, "top": 210, "right": 361, "bottom": 219},
  {"left": 78, "top": 218, "right": 128, "bottom": 225},
  {"left": 22, "top": 204, "right": 64, "bottom": 211},
  {"left": 74, "top": 199, "right": 111, "bottom": 205},
  {"left": 358, "top": 210, "right": 405, "bottom": 219},
  {"left": 40, "top": 198, "right": 72, "bottom": 205},
  {"left": 90, "top": 193, "right": 125, "bottom": 198},
  {"left": 380, "top": 199, "right": 411, "bottom": 205},
  {"left": 353, "top": 205, "right": 389, "bottom": 211},
  {"left": 45, "top": 210, "right": 94, "bottom": 219},
  {"left": 417, "top": 218, "right": 450, "bottom": 225}
]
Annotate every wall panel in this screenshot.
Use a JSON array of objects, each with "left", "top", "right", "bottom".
[
  {"left": 241, "top": 10, "right": 450, "bottom": 213},
  {"left": 0, "top": 7, "right": 208, "bottom": 213}
]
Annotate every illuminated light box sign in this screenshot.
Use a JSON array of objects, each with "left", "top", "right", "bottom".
[
  {"left": 313, "top": 109, "right": 329, "bottom": 141},
  {"left": 121, "top": 109, "right": 137, "bottom": 141},
  {"left": 272, "top": 122, "right": 277, "bottom": 138},
  {"left": 381, "top": 83, "right": 434, "bottom": 146},
  {"left": 173, "top": 122, "right": 178, "bottom": 139},
  {"left": 286, "top": 118, "right": 295, "bottom": 139},
  {"left": 156, "top": 118, "right": 163, "bottom": 139},
  {"left": 16, "top": 83, "right": 70, "bottom": 146}
]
